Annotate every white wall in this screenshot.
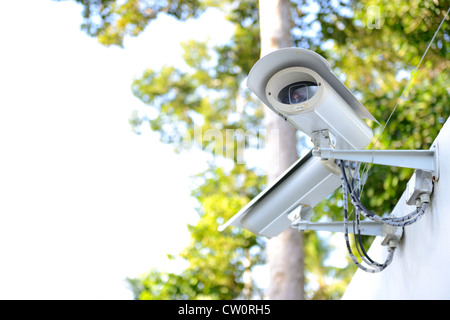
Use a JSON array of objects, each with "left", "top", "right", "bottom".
[{"left": 342, "top": 119, "right": 450, "bottom": 300}]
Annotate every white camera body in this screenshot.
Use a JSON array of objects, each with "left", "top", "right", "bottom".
[
  {"left": 220, "top": 48, "right": 377, "bottom": 238},
  {"left": 219, "top": 151, "right": 342, "bottom": 237},
  {"left": 265, "top": 66, "right": 373, "bottom": 150},
  {"left": 248, "top": 47, "right": 376, "bottom": 150}
]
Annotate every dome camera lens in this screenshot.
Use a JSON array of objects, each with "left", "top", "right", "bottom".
[{"left": 278, "top": 81, "right": 318, "bottom": 105}]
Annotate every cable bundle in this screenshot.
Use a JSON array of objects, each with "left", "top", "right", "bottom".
[{"left": 336, "top": 159, "right": 428, "bottom": 273}]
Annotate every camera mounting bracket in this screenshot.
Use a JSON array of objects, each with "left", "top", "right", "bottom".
[
  {"left": 289, "top": 205, "right": 403, "bottom": 247},
  {"left": 311, "top": 130, "right": 439, "bottom": 181}
]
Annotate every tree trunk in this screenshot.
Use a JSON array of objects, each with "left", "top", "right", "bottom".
[{"left": 258, "top": 0, "right": 305, "bottom": 300}]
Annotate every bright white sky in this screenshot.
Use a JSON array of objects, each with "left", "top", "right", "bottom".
[{"left": 0, "top": 0, "right": 234, "bottom": 299}]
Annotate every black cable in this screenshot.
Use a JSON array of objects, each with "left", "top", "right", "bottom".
[
  {"left": 345, "top": 163, "right": 376, "bottom": 266},
  {"left": 344, "top": 162, "right": 390, "bottom": 269},
  {"left": 338, "top": 160, "right": 395, "bottom": 273},
  {"left": 338, "top": 159, "right": 426, "bottom": 227},
  {"left": 336, "top": 157, "right": 432, "bottom": 272}
]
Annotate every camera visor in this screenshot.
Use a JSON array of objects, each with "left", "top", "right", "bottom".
[{"left": 278, "top": 81, "right": 318, "bottom": 105}]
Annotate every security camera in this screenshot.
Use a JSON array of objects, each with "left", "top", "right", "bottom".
[
  {"left": 220, "top": 48, "right": 439, "bottom": 273},
  {"left": 220, "top": 48, "right": 377, "bottom": 238},
  {"left": 219, "top": 150, "right": 342, "bottom": 237},
  {"left": 247, "top": 47, "right": 376, "bottom": 150}
]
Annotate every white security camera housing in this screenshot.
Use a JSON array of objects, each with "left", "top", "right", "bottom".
[
  {"left": 219, "top": 151, "right": 342, "bottom": 237},
  {"left": 220, "top": 48, "right": 378, "bottom": 238},
  {"left": 248, "top": 47, "right": 377, "bottom": 150},
  {"left": 220, "top": 48, "right": 439, "bottom": 273}
]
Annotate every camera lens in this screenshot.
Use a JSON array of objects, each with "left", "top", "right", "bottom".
[{"left": 278, "top": 81, "right": 318, "bottom": 104}]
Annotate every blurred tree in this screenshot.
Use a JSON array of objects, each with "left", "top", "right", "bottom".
[
  {"left": 63, "top": 0, "right": 449, "bottom": 299},
  {"left": 309, "top": 0, "right": 449, "bottom": 214},
  {"left": 258, "top": 0, "right": 304, "bottom": 300},
  {"left": 127, "top": 165, "right": 266, "bottom": 299}
]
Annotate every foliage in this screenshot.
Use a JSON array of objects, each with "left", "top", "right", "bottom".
[
  {"left": 128, "top": 164, "right": 266, "bottom": 299},
  {"left": 307, "top": 0, "right": 449, "bottom": 294},
  {"left": 66, "top": 0, "right": 205, "bottom": 47},
  {"left": 66, "top": 0, "right": 449, "bottom": 299},
  {"left": 314, "top": 0, "right": 449, "bottom": 213}
]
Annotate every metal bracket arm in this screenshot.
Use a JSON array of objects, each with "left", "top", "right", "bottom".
[
  {"left": 291, "top": 220, "right": 403, "bottom": 246},
  {"left": 313, "top": 143, "right": 439, "bottom": 180},
  {"left": 292, "top": 220, "right": 384, "bottom": 236}
]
